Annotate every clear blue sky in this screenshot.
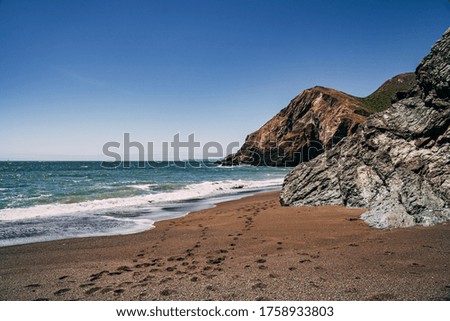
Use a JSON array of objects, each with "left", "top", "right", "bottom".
[{"left": 1, "top": 0, "right": 449, "bottom": 160}]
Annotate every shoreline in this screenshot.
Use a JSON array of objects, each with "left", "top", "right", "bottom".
[
  {"left": 0, "top": 191, "right": 449, "bottom": 301},
  {"left": 0, "top": 185, "right": 283, "bottom": 248}
]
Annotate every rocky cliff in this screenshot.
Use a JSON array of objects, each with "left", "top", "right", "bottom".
[
  {"left": 280, "top": 28, "right": 450, "bottom": 228},
  {"left": 220, "top": 74, "right": 415, "bottom": 166}
]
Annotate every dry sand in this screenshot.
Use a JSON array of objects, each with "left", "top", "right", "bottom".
[{"left": 0, "top": 191, "right": 449, "bottom": 301}]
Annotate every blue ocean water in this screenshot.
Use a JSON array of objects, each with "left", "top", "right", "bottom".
[{"left": 0, "top": 161, "right": 290, "bottom": 247}]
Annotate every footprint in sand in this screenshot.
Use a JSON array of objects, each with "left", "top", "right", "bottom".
[
  {"left": 25, "top": 284, "right": 41, "bottom": 289},
  {"left": 79, "top": 283, "right": 95, "bottom": 288},
  {"left": 54, "top": 288, "right": 71, "bottom": 296},
  {"left": 252, "top": 282, "right": 267, "bottom": 290},
  {"left": 137, "top": 263, "right": 152, "bottom": 268},
  {"left": 207, "top": 256, "right": 226, "bottom": 264},
  {"left": 139, "top": 275, "right": 155, "bottom": 282},
  {"left": 85, "top": 287, "right": 102, "bottom": 295},
  {"left": 108, "top": 272, "right": 122, "bottom": 276},
  {"left": 160, "top": 289, "right": 176, "bottom": 296},
  {"left": 309, "top": 281, "right": 320, "bottom": 288},
  {"left": 90, "top": 270, "right": 109, "bottom": 281},
  {"left": 132, "top": 283, "right": 148, "bottom": 289}
]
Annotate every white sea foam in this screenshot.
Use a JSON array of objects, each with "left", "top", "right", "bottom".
[
  {"left": 127, "top": 184, "right": 157, "bottom": 190},
  {"left": 25, "top": 194, "right": 52, "bottom": 200},
  {"left": 0, "top": 178, "right": 283, "bottom": 221},
  {"left": 0, "top": 216, "right": 156, "bottom": 247}
]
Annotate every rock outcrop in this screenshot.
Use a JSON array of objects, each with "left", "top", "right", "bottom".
[
  {"left": 280, "top": 28, "right": 450, "bottom": 228},
  {"left": 220, "top": 74, "right": 415, "bottom": 167}
]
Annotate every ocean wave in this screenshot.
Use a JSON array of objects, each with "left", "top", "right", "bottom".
[
  {"left": 127, "top": 184, "right": 158, "bottom": 190},
  {"left": 215, "top": 164, "right": 253, "bottom": 168},
  {"left": 0, "top": 178, "right": 283, "bottom": 221}
]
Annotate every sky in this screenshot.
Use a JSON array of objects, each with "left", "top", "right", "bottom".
[{"left": 0, "top": 0, "right": 449, "bottom": 160}]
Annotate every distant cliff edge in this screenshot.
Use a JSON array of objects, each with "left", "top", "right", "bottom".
[{"left": 220, "top": 73, "right": 416, "bottom": 167}]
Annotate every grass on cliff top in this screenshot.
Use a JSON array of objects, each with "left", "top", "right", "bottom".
[{"left": 356, "top": 72, "right": 417, "bottom": 114}]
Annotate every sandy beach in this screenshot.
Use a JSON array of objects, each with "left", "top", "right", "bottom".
[{"left": 0, "top": 191, "right": 449, "bottom": 301}]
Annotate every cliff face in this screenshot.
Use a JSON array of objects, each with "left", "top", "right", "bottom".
[
  {"left": 280, "top": 28, "right": 450, "bottom": 228},
  {"left": 221, "top": 74, "right": 416, "bottom": 167}
]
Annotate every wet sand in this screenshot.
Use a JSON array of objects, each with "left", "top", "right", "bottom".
[{"left": 0, "top": 191, "right": 449, "bottom": 301}]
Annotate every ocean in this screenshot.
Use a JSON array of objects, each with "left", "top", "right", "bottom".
[{"left": 0, "top": 161, "right": 290, "bottom": 247}]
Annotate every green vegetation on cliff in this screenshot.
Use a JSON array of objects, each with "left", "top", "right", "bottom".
[{"left": 356, "top": 73, "right": 417, "bottom": 114}]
